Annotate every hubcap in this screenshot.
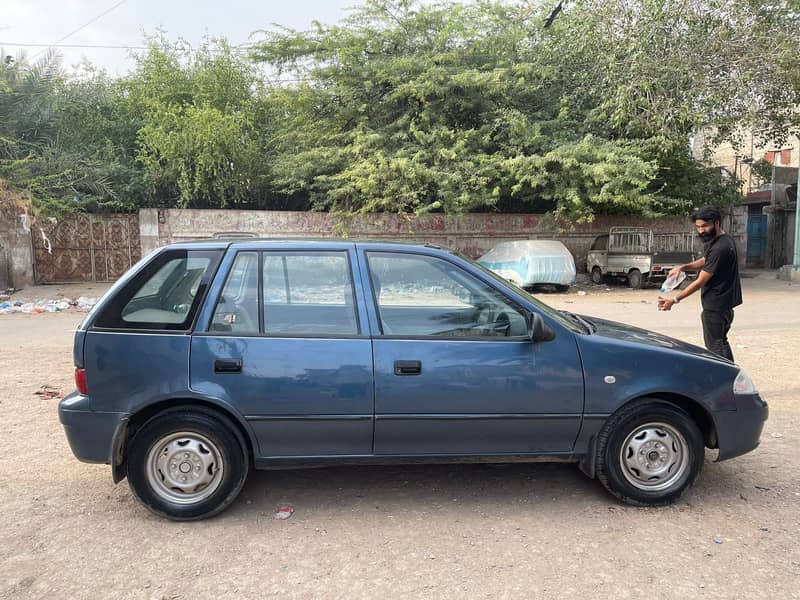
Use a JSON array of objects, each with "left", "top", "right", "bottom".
[
  {"left": 146, "top": 432, "right": 224, "bottom": 505},
  {"left": 619, "top": 422, "right": 689, "bottom": 492}
]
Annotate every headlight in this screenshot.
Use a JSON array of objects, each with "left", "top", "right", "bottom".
[{"left": 733, "top": 369, "right": 758, "bottom": 395}]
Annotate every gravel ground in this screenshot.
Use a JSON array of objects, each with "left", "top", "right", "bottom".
[{"left": 1, "top": 273, "right": 798, "bottom": 600}]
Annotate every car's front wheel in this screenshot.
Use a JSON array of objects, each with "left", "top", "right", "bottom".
[
  {"left": 596, "top": 400, "right": 704, "bottom": 506},
  {"left": 127, "top": 409, "right": 249, "bottom": 521}
]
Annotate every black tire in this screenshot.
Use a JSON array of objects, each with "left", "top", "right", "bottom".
[
  {"left": 127, "top": 408, "right": 249, "bottom": 521},
  {"left": 596, "top": 400, "right": 704, "bottom": 506},
  {"left": 627, "top": 269, "right": 643, "bottom": 289},
  {"left": 591, "top": 267, "right": 603, "bottom": 285}
]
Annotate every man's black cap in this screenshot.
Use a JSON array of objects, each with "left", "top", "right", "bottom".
[{"left": 690, "top": 206, "right": 722, "bottom": 223}]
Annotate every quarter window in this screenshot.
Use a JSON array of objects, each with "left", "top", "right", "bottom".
[{"left": 94, "top": 249, "right": 221, "bottom": 330}]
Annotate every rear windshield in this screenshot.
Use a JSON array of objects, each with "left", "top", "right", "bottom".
[{"left": 93, "top": 249, "right": 222, "bottom": 331}]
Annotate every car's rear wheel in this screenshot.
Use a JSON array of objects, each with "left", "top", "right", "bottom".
[
  {"left": 627, "top": 269, "right": 643, "bottom": 289},
  {"left": 596, "top": 400, "right": 704, "bottom": 506},
  {"left": 127, "top": 409, "right": 248, "bottom": 521},
  {"left": 591, "top": 267, "right": 603, "bottom": 284}
]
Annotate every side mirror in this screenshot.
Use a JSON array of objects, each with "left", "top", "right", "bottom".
[{"left": 528, "top": 312, "right": 555, "bottom": 343}]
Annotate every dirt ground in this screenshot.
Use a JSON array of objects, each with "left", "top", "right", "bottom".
[{"left": 1, "top": 273, "right": 799, "bottom": 600}]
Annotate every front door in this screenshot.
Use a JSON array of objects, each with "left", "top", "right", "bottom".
[
  {"left": 191, "top": 246, "right": 374, "bottom": 458},
  {"left": 360, "top": 249, "right": 584, "bottom": 456}
]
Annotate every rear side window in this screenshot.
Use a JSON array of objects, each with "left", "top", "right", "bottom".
[
  {"left": 94, "top": 249, "right": 222, "bottom": 330},
  {"left": 263, "top": 252, "right": 358, "bottom": 335},
  {"left": 206, "top": 250, "right": 359, "bottom": 336}
]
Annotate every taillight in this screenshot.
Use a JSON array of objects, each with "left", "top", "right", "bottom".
[{"left": 75, "top": 368, "right": 88, "bottom": 395}]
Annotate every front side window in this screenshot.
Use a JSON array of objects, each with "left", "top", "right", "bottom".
[
  {"left": 263, "top": 252, "right": 358, "bottom": 335},
  {"left": 94, "top": 249, "right": 221, "bottom": 330},
  {"left": 366, "top": 252, "right": 528, "bottom": 337},
  {"left": 591, "top": 235, "right": 608, "bottom": 251}
]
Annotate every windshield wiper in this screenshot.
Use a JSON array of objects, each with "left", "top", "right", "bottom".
[{"left": 559, "top": 310, "right": 594, "bottom": 334}]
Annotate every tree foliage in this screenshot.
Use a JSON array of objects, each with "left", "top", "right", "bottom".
[
  {"left": 128, "top": 36, "right": 268, "bottom": 208},
  {"left": 1, "top": 1, "right": 799, "bottom": 220},
  {"left": 250, "top": 0, "right": 799, "bottom": 219}
]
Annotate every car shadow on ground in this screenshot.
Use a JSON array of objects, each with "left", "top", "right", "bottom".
[{"left": 227, "top": 462, "right": 609, "bottom": 517}]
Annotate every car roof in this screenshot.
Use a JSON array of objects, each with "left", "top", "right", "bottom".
[{"left": 162, "top": 238, "right": 452, "bottom": 253}]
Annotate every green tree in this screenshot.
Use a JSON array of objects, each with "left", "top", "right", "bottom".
[
  {"left": 128, "top": 35, "right": 270, "bottom": 208},
  {"left": 0, "top": 49, "right": 62, "bottom": 160},
  {"left": 251, "top": 0, "right": 799, "bottom": 220},
  {"left": 252, "top": 1, "right": 658, "bottom": 220},
  {"left": 0, "top": 50, "right": 124, "bottom": 214}
]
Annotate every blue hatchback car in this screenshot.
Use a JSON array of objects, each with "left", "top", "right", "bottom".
[{"left": 59, "top": 239, "right": 767, "bottom": 520}]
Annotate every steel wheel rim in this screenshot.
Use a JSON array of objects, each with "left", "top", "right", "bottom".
[
  {"left": 619, "top": 421, "right": 690, "bottom": 492},
  {"left": 146, "top": 431, "right": 224, "bottom": 505}
]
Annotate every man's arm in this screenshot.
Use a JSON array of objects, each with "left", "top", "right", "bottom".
[
  {"left": 658, "top": 270, "right": 712, "bottom": 311},
  {"left": 668, "top": 256, "right": 705, "bottom": 279}
]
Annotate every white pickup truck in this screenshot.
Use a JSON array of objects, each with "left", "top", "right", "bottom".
[{"left": 587, "top": 227, "right": 699, "bottom": 288}]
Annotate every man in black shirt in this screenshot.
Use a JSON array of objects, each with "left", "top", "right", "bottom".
[{"left": 658, "top": 206, "right": 743, "bottom": 361}]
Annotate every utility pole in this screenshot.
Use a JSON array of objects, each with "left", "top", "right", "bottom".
[{"left": 795, "top": 167, "right": 800, "bottom": 270}]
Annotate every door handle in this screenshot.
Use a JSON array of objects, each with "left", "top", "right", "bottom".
[
  {"left": 394, "top": 360, "right": 421, "bottom": 376},
  {"left": 214, "top": 358, "right": 242, "bottom": 373}
]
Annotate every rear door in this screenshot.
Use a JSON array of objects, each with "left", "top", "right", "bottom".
[{"left": 190, "top": 242, "right": 374, "bottom": 459}]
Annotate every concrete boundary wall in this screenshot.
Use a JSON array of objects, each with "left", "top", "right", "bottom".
[
  {"left": 142, "top": 208, "right": 742, "bottom": 271},
  {"left": 0, "top": 190, "right": 34, "bottom": 289}
]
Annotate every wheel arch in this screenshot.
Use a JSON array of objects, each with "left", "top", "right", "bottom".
[
  {"left": 579, "top": 392, "right": 717, "bottom": 479},
  {"left": 112, "top": 398, "right": 256, "bottom": 484}
]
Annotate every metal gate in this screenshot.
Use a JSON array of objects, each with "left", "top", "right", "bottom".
[{"left": 33, "top": 214, "right": 141, "bottom": 283}]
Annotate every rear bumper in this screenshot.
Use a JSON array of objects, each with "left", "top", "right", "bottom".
[
  {"left": 59, "top": 392, "right": 128, "bottom": 464},
  {"left": 714, "top": 393, "right": 768, "bottom": 461}
]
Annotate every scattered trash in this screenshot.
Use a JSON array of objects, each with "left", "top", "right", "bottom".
[
  {"left": 76, "top": 296, "right": 99, "bottom": 309},
  {"left": 771, "top": 432, "right": 783, "bottom": 439},
  {"left": 273, "top": 506, "right": 294, "bottom": 520},
  {"left": 713, "top": 536, "right": 724, "bottom": 544},
  {"left": 737, "top": 345, "right": 749, "bottom": 349},
  {"left": 577, "top": 291, "right": 587, "bottom": 296},
  {"left": 754, "top": 485, "right": 771, "bottom": 491},
  {"left": 34, "top": 385, "right": 63, "bottom": 400},
  {"left": 759, "top": 527, "right": 769, "bottom": 532},
  {"left": 0, "top": 296, "right": 97, "bottom": 315}
]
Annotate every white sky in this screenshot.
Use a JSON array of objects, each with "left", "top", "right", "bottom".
[{"left": 0, "top": 0, "right": 361, "bottom": 74}]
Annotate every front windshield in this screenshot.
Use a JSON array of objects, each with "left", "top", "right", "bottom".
[{"left": 458, "top": 251, "right": 586, "bottom": 334}]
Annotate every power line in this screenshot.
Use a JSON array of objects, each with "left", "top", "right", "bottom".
[
  {"left": 4, "top": 41, "right": 255, "bottom": 53},
  {"left": 4, "top": 42, "right": 148, "bottom": 50},
  {"left": 32, "top": 0, "right": 129, "bottom": 59}
]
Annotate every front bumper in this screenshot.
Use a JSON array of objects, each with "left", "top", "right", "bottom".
[
  {"left": 59, "top": 392, "right": 128, "bottom": 464},
  {"left": 714, "top": 393, "right": 768, "bottom": 461}
]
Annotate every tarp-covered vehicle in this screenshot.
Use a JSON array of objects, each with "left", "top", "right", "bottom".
[{"left": 478, "top": 240, "right": 576, "bottom": 292}]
